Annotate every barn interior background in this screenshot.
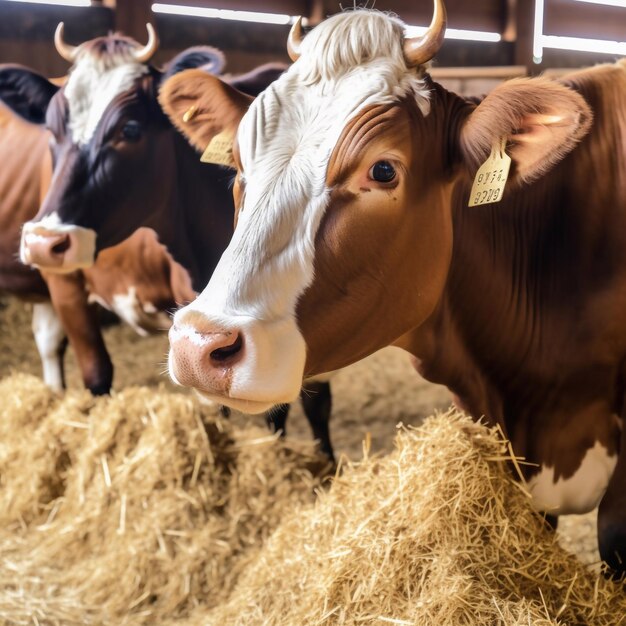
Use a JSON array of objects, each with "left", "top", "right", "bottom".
[
  {"left": 1, "top": 0, "right": 625, "bottom": 77},
  {"left": 1, "top": 0, "right": 626, "bottom": 623}
]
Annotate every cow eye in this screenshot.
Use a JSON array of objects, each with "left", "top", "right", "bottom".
[
  {"left": 369, "top": 160, "right": 396, "bottom": 183},
  {"left": 121, "top": 120, "right": 142, "bottom": 142}
]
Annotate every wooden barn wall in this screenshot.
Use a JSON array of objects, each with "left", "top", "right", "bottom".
[
  {"left": 0, "top": 3, "right": 114, "bottom": 78},
  {"left": 0, "top": 1, "right": 622, "bottom": 77}
]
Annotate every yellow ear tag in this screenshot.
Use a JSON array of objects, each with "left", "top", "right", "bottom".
[
  {"left": 182, "top": 105, "right": 198, "bottom": 123},
  {"left": 468, "top": 138, "right": 511, "bottom": 207},
  {"left": 200, "top": 129, "right": 235, "bottom": 168}
]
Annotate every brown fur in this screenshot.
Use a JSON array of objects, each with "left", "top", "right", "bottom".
[
  {"left": 84, "top": 228, "right": 196, "bottom": 313},
  {"left": 460, "top": 76, "right": 593, "bottom": 184},
  {"left": 161, "top": 58, "right": 626, "bottom": 571},
  {"left": 159, "top": 69, "right": 252, "bottom": 156}
]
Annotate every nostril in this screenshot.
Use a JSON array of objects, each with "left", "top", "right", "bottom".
[
  {"left": 210, "top": 332, "right": 243, "bottom": 363},
  {"left": 51, "top": 235, "right": 71, "bottom": 255}
]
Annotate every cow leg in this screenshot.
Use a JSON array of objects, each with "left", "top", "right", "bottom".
[
  {"left": 266, "top": 403, "right": 290, "bottom": 436},
  {"left": 32, "top": 301, "right": 67, "bottom": 391},
  {"left": 597, "top": 413, "right": 626, "bottom": 580},
  {"left": 44, "top": 272, "right": 113, "bottom": 395},
  {"left": 299, "top": 380, "right": 334, "bottom": 463}
]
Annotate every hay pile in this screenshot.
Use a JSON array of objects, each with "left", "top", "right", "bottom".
[
  {"left": 208, "top": 413, "right": 626, "bottom": 626},
  {"left": 0, "top": 374, "right": 624, "bottom": 625},
  {"left": 0, "top": 374, "right": 327, "bottom": 625}
]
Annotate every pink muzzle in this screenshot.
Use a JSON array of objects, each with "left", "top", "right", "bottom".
[
  {"left": 168, "top": 312, "right": 244, "bottom": 395},
  {"left": 20, "top": 221, "right": 97, "bottom": 272}
]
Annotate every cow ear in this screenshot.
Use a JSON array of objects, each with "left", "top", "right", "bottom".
[
  {"left": 159, "top": 69, "right": 251, "bottom": 156},
  {"left": 459, "top": 77, "right": 592, "bottom": 185},
  {"left": 0, "top": 64, "right": 59, "bottom": 125},
  {"left": 228, "top": 63, "right": 286, "bottom": 97},
  {"left": 162, "top": 46, "right": 225, "bottom": 81}
]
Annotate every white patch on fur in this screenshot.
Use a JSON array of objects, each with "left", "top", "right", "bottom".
[
  {"left": 111, "top": 286, "right": 171, "bottom": 336},
  {"left": 87, "top": 292, "right": 111, "bottom": 311},
  {"left": 64, "top": 51, "right": 148, "bottom": 145},
  {"left": 32, "top": 302, "right": 65, "bottom": 391},
  {"left": 173, "top": 10, "right": 430, "bottom": 406},
  {"left": 527, "top": 441, "right": 617, "bottom": 515}
]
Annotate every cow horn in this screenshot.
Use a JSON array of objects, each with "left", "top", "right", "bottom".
[
  {"left": 132, "top": 23, "right": 159, "bottom": 63},
  {"left": 287, "top": 17, "right": 304, "bottom": 62},
  {"left": 403, "top": 0, "right": 447, "bottom": 67},
  {"left": 54, "top": 22, "right": 79, "bottom": 62}
]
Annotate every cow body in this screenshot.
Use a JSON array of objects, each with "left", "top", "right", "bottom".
[
  {"left": 0, "top": 104, "right": 49, "bottom": 297},
  {"left": 402, "top": 66, "right": 626, "bottom": 515},
  {"left": 160, "top": 5, "right": 626, "bottom": 573}
]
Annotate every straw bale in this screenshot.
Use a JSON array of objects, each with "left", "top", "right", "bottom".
[
  {"left": 208, "top": 411, "right": 626, "bottom": 626},
  {"left": 0, "top": 374, "right": 327, "bottom": 625},
  {"left": 0, "top": 375, "right": 624, "bottom": 625}
]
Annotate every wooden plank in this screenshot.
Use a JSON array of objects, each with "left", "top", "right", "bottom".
[
  {"left": 430, "top": 65, "right": 526, "bottom": 78},
  {"left": 322, "top": 0, "right": 506, "bottom": 33},
  {"left": 154, "top": 0, "right": 309, "bottom": 14},
  {"left": 114, "top": 0, "right": 154, "bottom": 41},
  {"left": 0, "top": 3, "right": 113, "bottom": 75},
  {"left": 544, "top": 0, "right": 626, "bottom": 41},
  {"left": 513, "top": 0, "right": 535, "bottom": 71}
]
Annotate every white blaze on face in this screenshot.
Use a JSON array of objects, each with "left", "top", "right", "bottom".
[
  {"left": 527, "top": 441, "right": 617, "bottom": 515},
  {"left": 64, "top": 47, "right": 148, "bottom": 145},
  {"left": 21, "top": 44, "right": 148, "bottom": 272},
  {"left": 178, "top": 11, "right": 431, "bottom": 406}
]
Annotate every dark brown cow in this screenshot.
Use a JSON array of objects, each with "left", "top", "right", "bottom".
[
  {"left": 0, "top": 101, "right": 196, "bottom": 392},
  {"left": 0, "top": 31, "right": 335, "bottom": 459},
  {"left": 161, "top": 3, "right": 626, "bottom": 574}
]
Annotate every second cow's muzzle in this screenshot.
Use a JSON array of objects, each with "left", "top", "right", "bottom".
[{"left": 20, "top": 220, "right": 97, "bottom": 272}]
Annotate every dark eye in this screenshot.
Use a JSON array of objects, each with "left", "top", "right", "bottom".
[
  {"left": 369, "top": 160, "right": 396, "bottom": 183},
  {"left": 121, "top": 120, "right": 142, "bottom": 142}
]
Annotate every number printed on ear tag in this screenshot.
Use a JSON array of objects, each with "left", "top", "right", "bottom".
[
  {"left": 200, "top": 129, "right": 235, "bottom": 168},
  {"left": 468, "top": 138, "right": 511, "bottom": 207}
]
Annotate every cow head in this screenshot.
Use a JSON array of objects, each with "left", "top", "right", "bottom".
[
  {"left": 161, "top": 1, "right": 592, "bottom": 412},
  {"left": 0, "top": 25, "right": 225, "bottom": 272}
]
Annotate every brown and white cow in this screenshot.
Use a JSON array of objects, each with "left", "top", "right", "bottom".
[
  {"left": 0, "top": 30, "right": 335, "bottom": 459},
  {"left": 161, "top": 3, "right": 626, "bottom": 574}
]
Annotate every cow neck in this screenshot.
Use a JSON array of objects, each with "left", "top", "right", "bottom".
[
  {"left": 398, "top": 67, "right": 626, "bottom": 438},
  {"left": 145, "top": 131, "right": 234, "bottom": 293}
]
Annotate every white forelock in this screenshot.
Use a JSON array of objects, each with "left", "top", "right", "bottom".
[
  {"left": 201, "top": 10, "right": 430, "bottom": 323},
  {"left": 64, "top": 50, "right": 148, "bottom": 145}
]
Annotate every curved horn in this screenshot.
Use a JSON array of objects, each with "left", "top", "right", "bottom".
[
  {"left": 133, "top": 23, "right": 159, "bottom": 63},
  {"left": 54, "top": 22, "right": 79, "bottom": 63},
  {"left": 287, "top": 17, "right": 304, "bottom": 62},
  {"left": 404, "top": 0, "right": 447, "bottom": 67}
]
